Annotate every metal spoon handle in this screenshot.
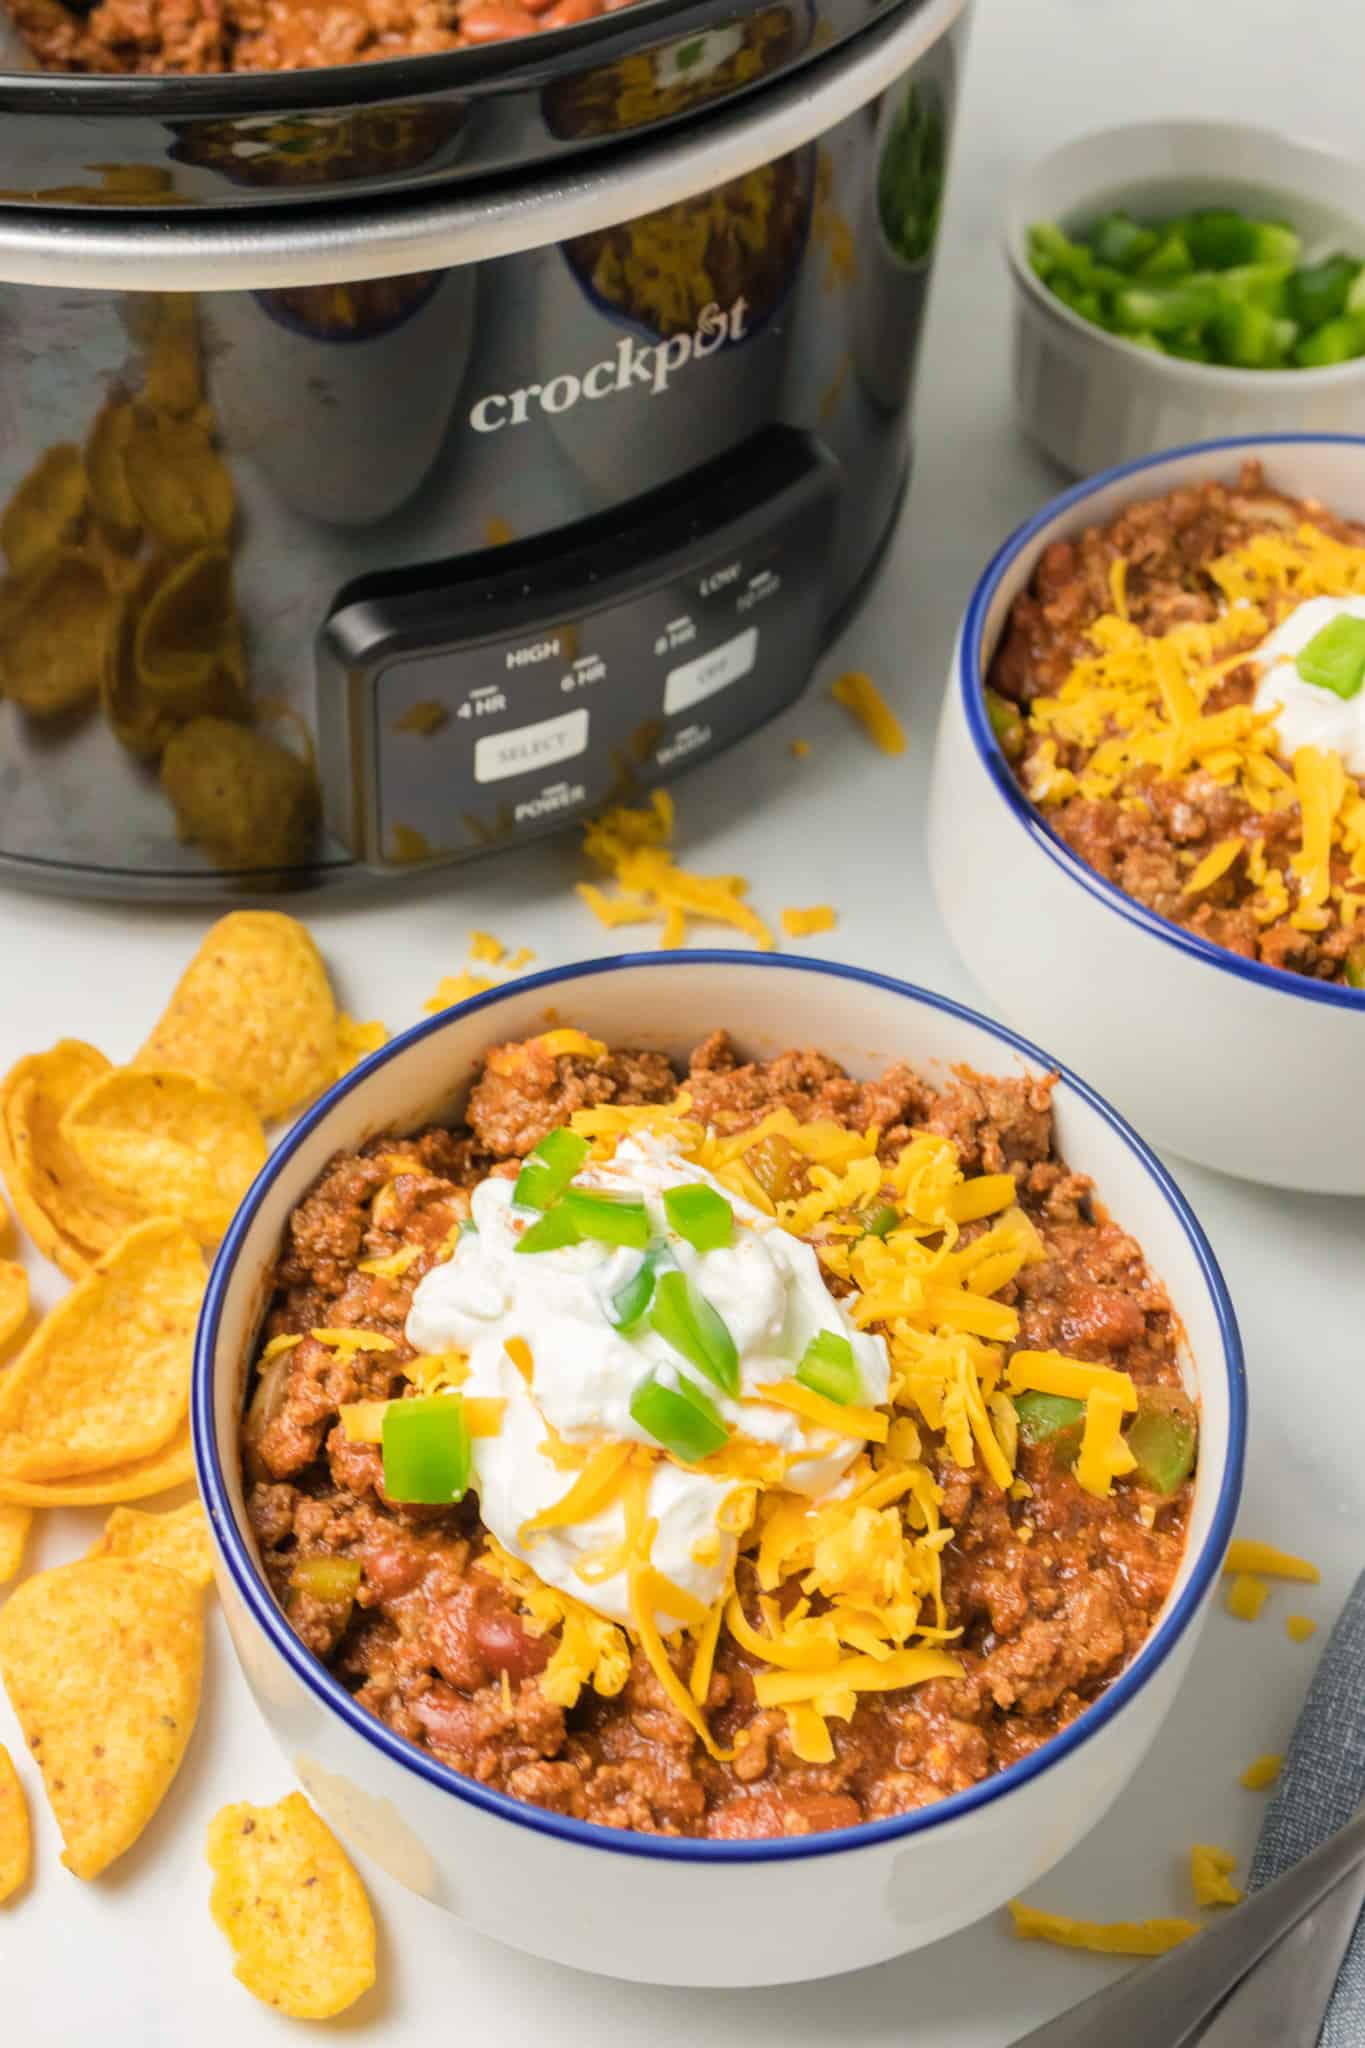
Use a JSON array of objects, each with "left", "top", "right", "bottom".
[{"left": 1009, "top": 1802, "right": 1365, "bottom": 2048}]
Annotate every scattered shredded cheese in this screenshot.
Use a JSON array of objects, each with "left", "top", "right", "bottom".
[
  {"left": 1226, "top": 1572, "right": 1270, "bottom": 1621},
  {"left": 333, "top": 1013, "right": 388, "bottom": 1080},
  {"left": 1286, "top": 1613, "right": 1318, "bottom": 1643},
  {"left": 260, "top": 1333, "right": 302, "bottom": 1362},
  {"left": 830, "top": 671, "right": 907, "bottom": 755},
  {"left": 1190, "top": 1844, "right": 1242, "bottom": 1908},
  {"left": 1007, "top": 1903, "right": 1200, "bottom": 1956},
  {"left": 469, "top": 930, "right": 505, "bottom": 964},
  {"left": 1223, "top": 1540, "right": 1320, "bottom": 1584},
  {"left": 424, "top": 971, "right": 495, "bottom": 1013},
  {"left": 1240, "top": 1754, "right": 1283, "bottom": 1791},
  {"left": 780, "top": 905, "right": 838, "bottom": 938},
  {"left": 577, "top": 791, "right": 776, "bottom": 951},
  {"left": 790, "top": 738, "right": 811, "bottom": 758}
]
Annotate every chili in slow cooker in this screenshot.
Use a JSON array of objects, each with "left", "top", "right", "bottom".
[
  {"left": 242, "top": 1030, "right": 1194, "bottom": 1838},
  {"left": 7, "top": 0, "right": 641, "bottom": 75}
]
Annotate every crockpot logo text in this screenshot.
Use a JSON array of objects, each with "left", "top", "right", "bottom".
[{"left": 468, "top": 298, "right": 749, "bottom": 432}]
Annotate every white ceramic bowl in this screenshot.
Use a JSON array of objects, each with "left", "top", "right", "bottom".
[
  {"left": 930, "top": 433, "right": 1365, "bottom": 1194},
  {"left": 1006, "top": 120, "right": 1365, "bottom": 476},
  {"left": 194, "top": 952, "right": 1244, "bottom": 1986}
]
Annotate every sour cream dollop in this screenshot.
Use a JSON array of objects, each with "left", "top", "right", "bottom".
[
  {"left": 1250, "top": 595, "right": 1365, "bottom": 773},
  {"left": 405, "top": 1136, "right": 889, "bottom": 1631}
]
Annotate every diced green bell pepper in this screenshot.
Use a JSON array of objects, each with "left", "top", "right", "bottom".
[
  {"left": 663, "top": 1182, "right": 734, "bottom": 1252},
  {"left": 1112, "top": 281, "right": 1219, "bottom": 335},
  {"left": 1135, "top": 228, "right": 1195, "bottom": 280},
  {"left": 630, "top": 1371, "right": 729, "bottom": 1463},
  {"left": 1184, "top": 208, "right": 1264, "bottom": 270},
  {"left": 382, "top": 1395, "right": 471, "bottom": 1504},
  {"left": 1089, "top": 211, "right": 1159, "bottom": 272},
  {"left": 1289, "top": 255, "right": 1360, "bottom": 330},
  {"left": 1013, "top": 1390, "right": 1084, "bottom": 1445},
  {"left": 1294, "top": 314, "right": 1365, "bottom": 367},
  {"left": 1296, "top": 614, "right": 1365, "bottom": 699},
  {"left": 649, "top": 1270, "right": 740, "bottom": 1396},
  {"left": 796, "top": 1330, "right": 862, "bottom": 1406},
  {"left": 513, "top": 1127, "right": 590, "bottom": 1212},
  {"left": 515, "top": 1204, "right": 583, "bottom": 1255},
  {"left": 984, "top": 686, "right": 1027, "bottom": 760},
  {"left": 1344, "top": 943, "right": 1365, "bottom": 990},
  {"left": 1124, "top": 1395, "right": 1197, "bottom": 1496},
  {"left": 559, "top": 1186, "right": 651, "bottom": 1249}
]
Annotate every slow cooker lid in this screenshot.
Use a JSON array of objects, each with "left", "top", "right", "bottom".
[{"left": 0, "top": 0, "right": 923, "bottom": 211}]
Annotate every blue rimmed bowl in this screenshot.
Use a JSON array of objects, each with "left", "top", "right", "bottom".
[
  {"left": 193, "top": 951, "right": 1244, "bottom": 1986},
  {"left": 929, "top": 433, "right": 1365, "bottom": 1195}
]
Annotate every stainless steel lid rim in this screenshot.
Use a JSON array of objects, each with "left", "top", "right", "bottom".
[{"left": 0, "top": 0, "right": 967, "bottom": 287}]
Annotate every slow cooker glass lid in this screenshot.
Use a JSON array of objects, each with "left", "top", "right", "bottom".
[{"left": 0, "top": 0, "right": 918, "bottom": 211}]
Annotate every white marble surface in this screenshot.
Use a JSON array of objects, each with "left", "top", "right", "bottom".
[{"left": 6, "top": 0, "right": 1365, "bottom": 2036}]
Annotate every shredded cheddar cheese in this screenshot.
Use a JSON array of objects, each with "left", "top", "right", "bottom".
[
  {"left": 830, "top": 671, "right": 907, "bottom": 755},
  {"left": 260, "top": 1333, "right": 302, "bottom": 1362},
  {"left": 469, "top": 930, "right": 505, "bottom": 964},
  {"left": 1190, "top": 1844, "right": 1242, "bottom": 1908},
  {"left": 1075, "top": 1388, "right": 1138, "bottom": 1499},
  {"left": 424, "top": 971, "right": 495, "bottom": 1013},
  {"left": 1226, "top": 1572, "right": 1270, "bottom": 1621},
  {"left": 1286, "top": 1613, "right": 1318, "bottom": 1643},
  {"left": 1239, "top": 1754, "right": 1283, "bottom": 1791},
  {"left": 780, "top": 905, "right": 838, "bottom": 937},
  {"left": 1007, "top": 1903, "right": 1200, "bottom": 1955},
  {"left": 309, "top": 1328, "right": 397, "bottom": 1355},
  {"left": 1223, "top": 1540, "right": 1320, "bottom": 1583},
  {"left": 577, "top": 791, "right": 776, "bottom": 950},
  {"left": 1023, "top": 523, "right": 1365, "bottom": 945}
]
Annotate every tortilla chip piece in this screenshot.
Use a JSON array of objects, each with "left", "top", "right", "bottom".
[
  {"left": 0, "top": 1745, "right": 30, "bottom": 1904},
  {"left": 1, "top": 445, "right": 88, "bottom": 576},
  {"left": 88, "top": 1500, "right": 214, "bottom": 1590},
  {"left": 161, "top": 718, "right": 321, "bottom": 873},
  {"left": 0, "top": 550, "right": 115, "bottom": 718},
  {"left": 61, "top": 1069, "right": 266, "bottom": 1246},
  {"left": 0, "top": 1219, "right": 202, "bottom": 1482},
  {"left": 0, "top": 1417, "right": 193, "bottom": 1507},
  {"left": 137, "top": 912, "right": 339, "bottom": 1121},
  {"left": 0, "top": 1041, "right": 141, "bottom": 1276},
  {"left": 124, "top": 415, "right": 234, "bottom": 550},
  {"left": 85, "top": 399, "right": 142, "bottom": 550},
  {"left": 134, "top": 549, "right": 248, "bottom": 719},
  {"left": 0, "top": 1506, "right": 31, "bottom": 1584},
  {"left": 144, "top": 300, "right": 203, "bottom": 418},
  {"left": 0, "top": 1260, "right": 27, "bottom": 1349},
  {"left": 0, "top": 1558, "right": 203, "bottom": 1879},
  {"left": 207, "top": 1793, "right": 376, "bottom": 2018},
  {"left": 103, "top": 581, "right": 180, "bottom": 762}
]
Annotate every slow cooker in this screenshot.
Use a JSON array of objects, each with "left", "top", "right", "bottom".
[{"left": 0, "top": 0, "right": 966, "bottom": 895}]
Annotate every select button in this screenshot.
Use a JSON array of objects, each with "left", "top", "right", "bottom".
[{"left": 473, "top": 707, "right": 589, "bottom": 784}]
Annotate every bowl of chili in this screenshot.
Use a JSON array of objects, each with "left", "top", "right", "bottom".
[
  {"left": 930, "top": 432, "right": 1365, "bottom": 1193},
  {"left": 194, "top": 950, "right": 1244, "bottom": 1984},
  {"left": 1005, "top": 120, "right": 1365, "bottom": 477}
]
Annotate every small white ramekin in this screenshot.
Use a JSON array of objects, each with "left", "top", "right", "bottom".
[
  {"left": 1006, "top": 120, "right": 1365, "bottom": 476},
  {"left": 194, "top": 951, "right": 1244, "bottom": 1986},
  {"left": 930, "top": 433, "right": 1365, "bottom": 1194}
]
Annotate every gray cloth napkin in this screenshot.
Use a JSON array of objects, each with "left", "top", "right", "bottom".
[{"left": 1249, "top": 1569, "right": 1365, "bottom": 2045}]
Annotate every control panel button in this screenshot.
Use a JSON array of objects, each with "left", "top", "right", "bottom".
[
  {"left": 474, "top": 707, "right": 589, "bottom": 784},
  {"left": 663, "top": 626, "right": 758, "bottom": 715}
]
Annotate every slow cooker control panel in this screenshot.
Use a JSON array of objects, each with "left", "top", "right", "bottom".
[{"left": 317, "top": 429, "right": 840, "bottom": 870}]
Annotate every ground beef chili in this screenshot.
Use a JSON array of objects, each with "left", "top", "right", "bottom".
[
  {"left": 989, "top": 460, "right": 1365, "bottom": 986},
  {"left": 243, "top": 1032, "right": 1194, "bottom": 1839},
  {"left": 7, "top": 0, "right": 638, "bottom": 75}
]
